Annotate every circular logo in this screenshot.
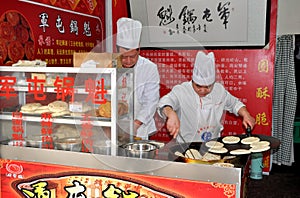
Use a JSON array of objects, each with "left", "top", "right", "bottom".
[
  {"left": 6, "top": 163, "right": 23, "bottom": 175},
  {"left": 201, "top": 131, "right": 212, "bottom": 141}
]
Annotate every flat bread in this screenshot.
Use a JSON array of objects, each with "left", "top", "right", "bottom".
[
  {"left": 202, "top": 152, "right": 221, "bottom": 161},
  {"left": 213, "top": 162, "right": 234, "bottom": 168},
  {"left": 222, "top": 155, "right": 236, "bottom": 160},
  {"left": 241, "top": 136, "right": 260, "bottom": 145},
  {"left": 184, "top": 149, "right": 202, "bottom": 159},
  {"left": 33, "top": 108, "right": 51, "bottom": 114},
  {"left": 20, "top": 110, "right": 38, "bottom": 114},
  {"left": 222, "top": 136, "right": 240, "bottom": 144},
  {"left": 12, "top": 60, "right": 46, "bottom": 67},
  {"left": 48, "top": 101, "right": 68, "bottom": 113},
  {"left": 250, "top": 145, "right": 270, "bottom": 153},
  {"left": 51, "top": 110, "right": 70, "bottom": 117},
  {"left": 35, "top": 105, "right": 49, "bottom": 110},
  {"left": 174, "top": 151, "right": 185, "bottom": 158},
  {"left": 230, "top": 149, "right": 251, "bottom": 155},
  {"left": 205, "top": 141, "right": 224, "bottom": 149},
  {"left": 208, "top": 147, "right": 228, "bottom": 154},
  {"left": 250, "top": 141, "right": 270, "bottom": 147},
  {"left": 21, "top": 103, "right": 42, "bottom": 112}
]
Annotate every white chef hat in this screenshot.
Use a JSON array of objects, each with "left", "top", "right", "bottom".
[
  {"left": 192, "top": 51, "right": 216, "bottom": 85},
  {"left": 116, "top": 17, "right": 142, "bottom": 49}
]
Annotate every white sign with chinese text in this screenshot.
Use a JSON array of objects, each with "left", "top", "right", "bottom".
[{"left": 129, "top": 0, "right": 268, "bottom": 47}]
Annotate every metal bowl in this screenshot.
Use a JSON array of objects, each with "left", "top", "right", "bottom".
[
  {"left": 54, "top": 137, "right": 82, "bottom": 152},
  {"left": 92, "top": 140, "right": 111, "bottom": 155},
  {"left": 120, "top": 142, "right": 159, "bottom": 159},
  {"left": 25, "top": 135, "right": 57, "bottom": 148},
  {"left": 92, "top": 144, "right": 111, "bottom": 155}
]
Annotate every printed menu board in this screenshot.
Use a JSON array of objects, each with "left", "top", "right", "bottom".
[{"left": 0, "top": 0, "right": 105, "bottom": 66}]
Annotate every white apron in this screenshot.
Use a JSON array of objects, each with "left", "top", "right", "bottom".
[{"left": 195, "top": 98, "right": 222, "bottom": 142}]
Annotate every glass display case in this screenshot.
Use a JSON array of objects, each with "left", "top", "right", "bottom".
[{"left": 0, "top": 66, "right": 134, "bottom": 155}]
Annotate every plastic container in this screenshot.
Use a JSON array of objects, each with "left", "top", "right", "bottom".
[{"left": 250, "top": 152, "right": 263, "bottom": 180}]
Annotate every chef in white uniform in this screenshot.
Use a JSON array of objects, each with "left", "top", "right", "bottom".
[
  {"left": 158, "top": 51, "right": 255, "bottom": 142},
  {"left": 116, "top": 17, "right": 160, "bottom": 140}
]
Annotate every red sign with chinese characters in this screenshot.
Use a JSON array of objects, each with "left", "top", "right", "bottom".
[
  {"left": 0, "top": 0, "right": 105, "bottom": 66},
  {"left": 1, "top": 159, "right": 237, "bottom": 197},
  {"left": 146, "top": 49, "right": 274, "bottom": 140},
  {"left": 0, "top": 76, "right": 107, "bottom": 104}
]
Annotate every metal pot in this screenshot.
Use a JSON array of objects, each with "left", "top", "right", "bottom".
[
  {"left": 54, "top": 137, "right": 82, "bottom": 152},
  {"left": 120, "top": 141, "right": 159, "bottom": 159}
]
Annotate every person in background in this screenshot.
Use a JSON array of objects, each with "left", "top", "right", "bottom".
[
  {"left": 157, "top": 51, "right": 255, "bottom": 142},
  {"left": 116, "top": 17, "right": 160, "bottom": 140}
]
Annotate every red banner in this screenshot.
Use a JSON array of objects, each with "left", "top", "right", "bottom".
[{"left": 1, "top": 159, "right": 237, "bottom": 197}]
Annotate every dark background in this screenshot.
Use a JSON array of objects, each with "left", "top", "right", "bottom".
[{"left": 295, "top": 34, "right": 300, "bottom": 117}]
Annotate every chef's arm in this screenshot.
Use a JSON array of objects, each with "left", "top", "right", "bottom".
[
  {"left": 161, "top": 106, "right": 180, "bottom": 138},
  {"left": 238, "top": 106, "right": 256, "bottom": 130}
]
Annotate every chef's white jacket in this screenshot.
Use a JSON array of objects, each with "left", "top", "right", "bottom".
[
  {"left": 132, "top": 56, "right": 160, "bottom": 138},
  {"left": 158, "top": 81, "right": 245, "bottom": 142}
]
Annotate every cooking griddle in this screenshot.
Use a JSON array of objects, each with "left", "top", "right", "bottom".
[{"left": 168, "top": 134, "right": 280, "bottom": 166}]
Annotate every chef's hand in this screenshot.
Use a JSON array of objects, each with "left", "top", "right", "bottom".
[
  {"left": 134, "top": 119, "right": 143, "bottom": 133},
  {"left": 162, "top": 106, "right": 180, "bottom": 138},
  {"left": 238, "top": 107, "right": 256, "bottom": 130}
]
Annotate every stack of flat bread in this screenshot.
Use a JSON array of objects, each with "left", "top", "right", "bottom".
[
  {"left": 205, "top": 140, "right": 228, "bottom": 154},
  {"left": 249, "top": 140, "right": 270, "bottom": 153},
  {"left": 20, "top": 101, "right": 70, "bottom": 117},
  {"left": 20, "top": 102, "right": 43, "bottom": 113},
  {"left": 240, "top": 136, "right": 270, "bottom": 153}
]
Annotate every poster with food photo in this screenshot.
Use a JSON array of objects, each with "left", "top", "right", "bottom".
[{"left": 0, "top": 0, "right": 105, "bottom": 66}]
